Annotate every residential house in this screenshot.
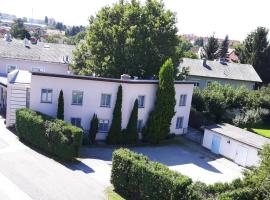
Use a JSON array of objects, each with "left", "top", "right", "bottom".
[{"left": 179, "top": 58, "right": 262, "bottom": 89}]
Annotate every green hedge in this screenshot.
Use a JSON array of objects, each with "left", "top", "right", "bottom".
[
  {"left": 16, "top": 108, "right": 83, "bottom": 160},
  {"left": 111, "top": 148, "right": 193, "bottom": 200}
]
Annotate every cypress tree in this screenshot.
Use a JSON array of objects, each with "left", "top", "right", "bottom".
[
  {"left": 106, "top": 85, "right": 122, "bottom": 144},
  {"left": 124, "top": 99, "right": 138, "bottom": 144},
  {"left": 89, "top": 113, "right": 99, "bottom": 144},
  {"left": 57, "top": 90, "right": 64, "bottom": 120},
  {"left": 217, "top": 35, "right": 229, "bottom": 60},
  {"left": 201, "top": 34, "right": 219, "bottom": 60},
  {"left": 143, "top": 59, "right": 176, "bottom": 144}
]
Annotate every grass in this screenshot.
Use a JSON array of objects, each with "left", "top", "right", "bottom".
[
  {"left": 106, "top": 187, "right": 125, "bottom": 200},
  {"left": 245, "top": 123, "right": 270, "bottom": 139}
]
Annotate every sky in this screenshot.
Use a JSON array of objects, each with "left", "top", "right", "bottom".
[{"left": 0, "top": 0, "right": 269, "bottom": 41}]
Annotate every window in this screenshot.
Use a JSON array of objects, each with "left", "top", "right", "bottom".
[
  {"left": 72, "top": 91, "right": 83, "bottom": 105},
  {"left": 41, "top": 89, "right": 52, "bottom": 103},
  {"left": 194, "top": 82, "right": 200, "bottom": 87},
  {"left": 138, "top": 95, "right": 145, "bottom": 108},
  {"left": 26, "top": 88, "right": 30, "bottom": 108},
  {"left": 176, "top": 117, "right": 184, "bottom": 129},
  {"left": 100, "top": 94, "right": 111, "bottom": 107},
  {"left": 32, "top": 67, "right": 44, "bottom": 72},
  {"left": 179, "top": 94, "right": 187, "bottom": 106},
  {"left": 71, "top": 118, "right": 81, "bottom": 127},
  {"left": 7, "top": 65, "right": 17, "bottom": 73},
  {"left": 207, "top": 81, "right": 212, "bottom": 86},
  {"left": 137, "top": 120, "right": 143, "bottom": 132},
  {"left": 99, "top": 119, "right": 109, "bottom": 132}
]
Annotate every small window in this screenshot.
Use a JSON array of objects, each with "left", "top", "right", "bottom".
[
  {"left": 176, "top": 117, "right": 184, "bottom": 129},
  {"left": 100, "top": 94, "right": 111, "bottom": 107},
  {"left": 72, "top": 91, "right": 83, "bottom": 105},
  {"left": 194, "top": 82, "right": 200, "bottom": 87},
  {"left": 71, "top": 118, "right": 81, "bottom": 127},
  {"left": 138, "top": 95, "right": 145, "bottom": 108},
  {"left": 137, "top": 120, "right": 143, "bottom": 132},
  {"left": 207, "top": 81, "right": 212, "bottom": 86},
  {"left": 7, "top": 65, "right": 17, "bottom": 73},
  {"left": 179, "top": 94, "right": 187, "bottom": 106},
  {"left": 41, "top": 89, "right": 52, "bottom": 103},
  {"left": 32, "top": 67, "right": 44, "bottom": 72},
  {"left": 99, "top": 119, "right": 109, "bottom": 132}
]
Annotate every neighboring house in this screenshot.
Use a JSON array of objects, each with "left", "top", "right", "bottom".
[
  {"left": 22, "top": 72, "right": 194, "bottom": 140},
  {"left": 179, "top": 58, "right": 262, "bottom": 89},
  {"left": 203, "top": 123, "right": 270, "bottom": 167},
  {"left": 227, "top": 49, "right": 239, "bottom": 63},
  {"left": 0, "top": 39, "right": 74, "bottom": 114}
]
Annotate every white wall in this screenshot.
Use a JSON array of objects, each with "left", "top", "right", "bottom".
[
  {"left": 30, "top": 75, "right": 194, "bottom": 140},
  {"left": 0, "top": 58, "right": 69, "bottom": 75},
  {"left": 203, "top": 129, "right": 260, "bottom": 167}
]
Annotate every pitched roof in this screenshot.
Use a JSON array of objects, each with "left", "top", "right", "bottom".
[
  {"left": 205, "top": 123, "right": 270, "bottom": 149},
  {"left": 179, "top": 58, "right": 262, "bottom": 83},
  {"left": 0, "top": 39, "right": 74, "bottom": 64}
]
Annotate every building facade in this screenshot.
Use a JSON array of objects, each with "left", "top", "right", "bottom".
[{"left": 29, "top": 72, "right": 194, "bottom": 140}]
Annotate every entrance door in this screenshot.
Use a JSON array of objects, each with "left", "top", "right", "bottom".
[
  {"left": 211, "top": 135, "right": 221, "bottom": 154},
  {"left": 235, "top": 145, "right": 248, "bottom": 166}
]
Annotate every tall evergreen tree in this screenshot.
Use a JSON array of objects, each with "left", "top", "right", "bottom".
[
  {"left": 217, "top": 35, "right": 229, "bottom": 60},
  {"left": 235, "top": 27, "right": 270, "bottom": 84},
  {"left": 106, "top": 85, "right": 122, "bottom": 144},
  {"left": 57, "top": 90, "right": 64, "bottom": 120},
  {"left": 143, "top": 59, "right": 176, "bottom": 144},
  {"left": 89, "top": 113, "right": 99, "bottom": 144},
  {"left": 201, "top": 34, "right": 219, "bottom": 60},
  {"left": 44, "top": 16, "right": 48, "bottom": 25},
  {"left": 124, "top": 99, "right": 138, "bottom": 144}
]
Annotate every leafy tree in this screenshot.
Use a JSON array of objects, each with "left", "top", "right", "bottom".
[
  {"left": 235, "top": 27, "right": 270, "bottom": 84},
  {"left": 10, "top": 18, "right": 31, "bottom": 40},
  {"left": 44, "top": 35, "right": 59, "bottom": 43},
  {"left": 201, "top": 34, "right": 219, "bottom": 60},
  {"left": 57, "top": 90, "right": 64, "bottom": 120},
  {"left": 45, "top": 16, "right": 48, "bottom": 25},
  {"left": 143, "top": 59, "right": 176, "bottom": 144},
  {"left": 183, "top": 51, "right": 198, "bottom": 59},
  {"left": 65, "top": 31, "right": 86, "bottom": 45},
  {"left": 179, "top": 37, "right": 193, "bottom": 52},
  {"left": 106, "top": 85, "right": 122, "bottom": 144},
  {"left": 217, "top": 35, "right": 229, "bottom": 60},
  {"left": 71, "top": 42, "right": 91, "bottom": 74},
  {"left": 194, "top": 37, "right": 204, "bottom": 47},
  {"left": 123, "top": 99, "right": 138, "bottom": 144},
  {"left": 72, "top": 0, "right": 180, "bottom": 78},
  {"left": 89, "top": 113, "right": 99, "bottom": 143}
]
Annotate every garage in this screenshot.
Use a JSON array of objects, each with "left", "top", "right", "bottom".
[{"left": 202, "top": 123, "right": 270, "bottom": 167}]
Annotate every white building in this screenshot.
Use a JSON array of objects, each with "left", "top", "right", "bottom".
[
  {"left": 28, "top": 72, "right": 194, "bottom": 140},
  {"left": 203, "top": 123, "right": 270, "bottom": 167}
]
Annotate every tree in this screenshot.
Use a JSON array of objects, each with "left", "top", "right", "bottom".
[
  {"left": 124, "top": 99, "right": 138, "bottom": 144},
  {"left": 57, "top": 90, "right": 64, "bottom": 120},
  {"left": 45, "top": 16, "right": 48, "bottom": 25},
  {"left": 10, "top": 18, "right": 31, "bottom": 40},
  {"left": 106, "top": 85, "right": 122, "bottom": 144},
  {"left": 183, "top": 51, "right": 198, "bottom": 59},
  {"left": 201, "top": 34, "right": 219, "bottom": 60},
  {"left": 143, "top": 59, "right": 176, "bottom": 144},
  {"left": 89, "top": 113, "right": 99, "bottom": 143},
  {"left": 217, "top": 35, "right": 229, "bottom": 60},
  {"left": 194, "top": 37, "right": 204, "bottom": 47},
  {"left": 72, "top": 0, "right": 180, "bottom": 78},
  {"left": 235, "top": 27, "right": 270, "bottom": 84}
]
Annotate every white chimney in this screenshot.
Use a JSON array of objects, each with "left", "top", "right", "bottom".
[
  {"left": 202, "top": 58, "right": 207, "bottom": 66},
  {"left": 121, "top": 74, "right": 131, "bottom": 80}
]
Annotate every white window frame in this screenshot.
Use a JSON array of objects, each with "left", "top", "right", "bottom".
[
  {"left": 176, "top": 117, "right": 184, "bottom": 129},
  {"left": 32, "top": 67, "right": 45, "bottom": 72},
  {"left": 179, "top": 94, "right": 187, "bottom": 106},
  {"left": 70, "top": 117, "right": 81, "bottom": 128},
  {"left": 138, "top": 95, "right": 145, "bottom": 108},
  {"left": 6, "top": 64, "right": 17, "bottom": 73},
  {"left": 72, "top": 90, "right": 83, "bottom": 105},
  {"left": 40, "top": 88, "right": 53, "bottom": 103},
  {"left": 100, "top": 94, "right": 111, "bottom": 108},
  {"left": 99, "top": 119, "right": 109, "bottom": 133}
]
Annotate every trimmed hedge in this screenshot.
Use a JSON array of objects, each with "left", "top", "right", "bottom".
[
  {"left": 111, "top": 148, "right": 193, "bottom": 200},
  {"left": 16, "top": 108, "right": 83, "bottom": 160}
]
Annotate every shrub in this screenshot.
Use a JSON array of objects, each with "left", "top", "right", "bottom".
[
  {"left": 57, "top": 90, "right": 64, "bottom": 120},
  {"left": 89, "top": 113, "right": 99, "bottom": 144},
  {"left": 111, "top": 148, "right": 194, "bottom": 200},
  {"left": 189, "top": 108, "right": 204, "bottom": 129},
  {"left": 107, "top": 85, "right": 122, "bottom": 144},
  {"left": 218, "top": 187, "right": 257, "bottom": 200},
  {"left": 192, "top": 88, "right": 206, "bottom": 112},
  {"left": 16, "top": 108, "right": 83, "bottom": 160}
]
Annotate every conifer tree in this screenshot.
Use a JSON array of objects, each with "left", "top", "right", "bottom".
[
  {"left": 89, "top": 113, "right": 99, "bottom": 144},
  {"left": 57, "top": 90, "right": 64, "bottom": 120},
  {"left": 106, "top": 85, "right": 122, "bottom": 144},
  {"left": 217, "top": 35, "right": 229, "bottom": 60},
  {"left": 143, "top": 59, "right": 176, "bottom": 143},
  {"left": 124, "top": 99, "right": 138, "bottom": 144},
  {"left": 201, "top": 34, "right": 219, "bottom": 60}
]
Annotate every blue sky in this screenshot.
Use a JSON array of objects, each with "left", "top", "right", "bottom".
[{"left": 1, "top": 0, "right": 269, "bottom": 41}]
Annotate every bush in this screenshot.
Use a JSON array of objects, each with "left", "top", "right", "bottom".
[
  {"left": 218, "top": 187, "right": 257, "bottom": 200},
  {"left": 16, "top": 108, "right": 83, "bottom": 160},
  {"left": 111, "top": 148, "right": 194, "bottom": 200},
  {"left": 188, "top": 108, "right": 205, "bottom": 129},
  {"left": 89, "top": 113, "right": 99, "bottom": 144}
]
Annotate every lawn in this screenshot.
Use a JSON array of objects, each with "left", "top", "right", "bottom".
[
  {"left": 106, "top": 187, "right": 125, "bottom": 200},
  {"left": 248, "top": 123, "right": 270, "bottom": 139}
]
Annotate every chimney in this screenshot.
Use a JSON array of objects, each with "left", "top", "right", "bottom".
[
  {"left": 121, "top": 74, "right": 131, "bottom": 80},
  {"left": 202, "top": 58, "right": 206, "bottom": 66}
]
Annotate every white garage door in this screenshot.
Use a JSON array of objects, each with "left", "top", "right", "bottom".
[{"left": 235, "top": 145, "right": 248, "bottom": 166}]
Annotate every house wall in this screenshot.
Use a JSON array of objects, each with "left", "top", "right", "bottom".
[
  {"left": 30, "top": 75, "right": 194, "bottom": 140},
  {"left": 0, "top": 58, "right": 69, "bottom": 75},
  {"left": 187, "top": 75, "right": 255, "bottom": 89},
  {"left": 203, "top": 129, "right": 260, "bottom": 167}
]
